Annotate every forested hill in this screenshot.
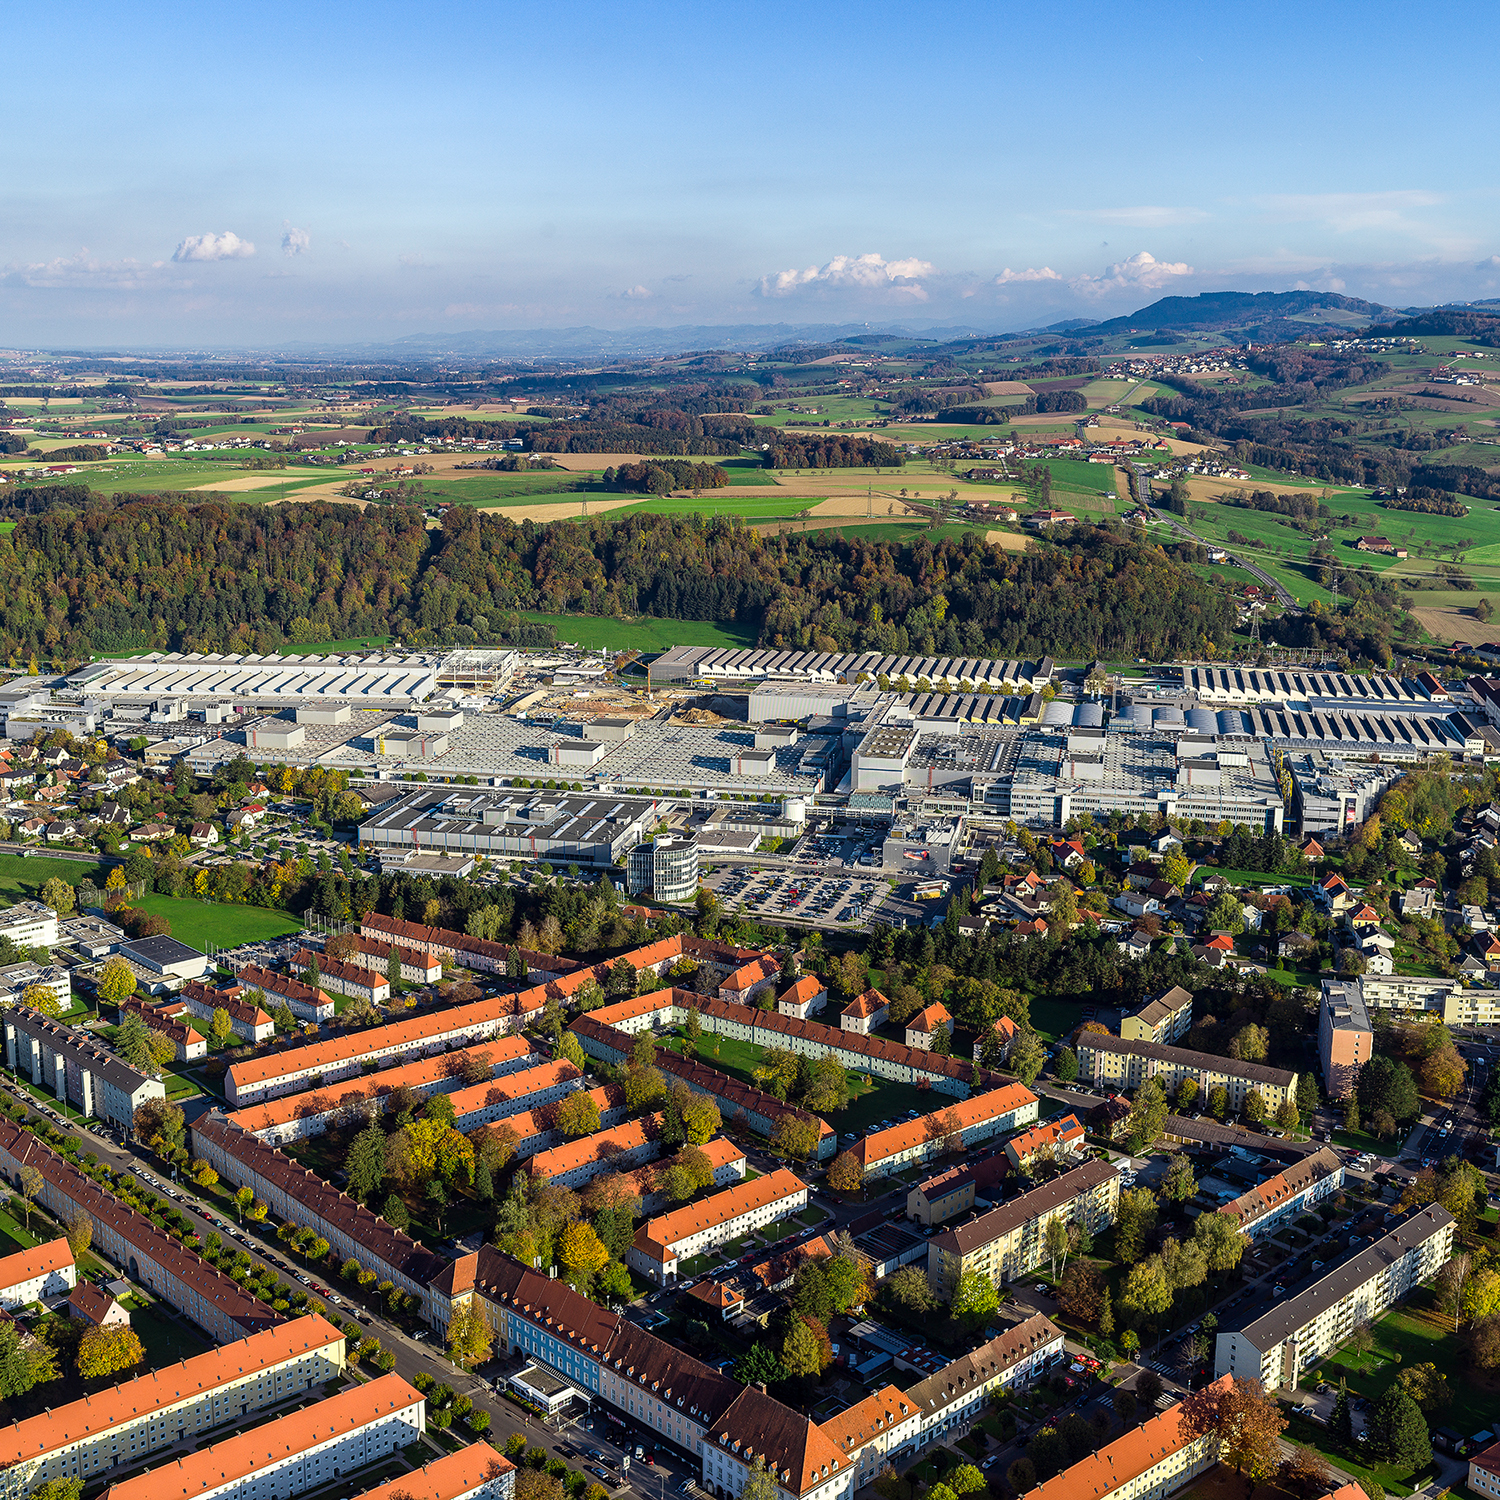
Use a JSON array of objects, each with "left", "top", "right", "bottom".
[{"left": 0, "top": 498, "right": 1234, "bottom": 663}]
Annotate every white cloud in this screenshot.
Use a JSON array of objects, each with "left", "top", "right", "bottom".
[
  {"left": 0, "top": 248, "right": 169, "bottom": 289},
  {"left": 994, "top": 266, "right": 1062, "bottom": 285},
  {"left": 1071, "top": 250, "right": 1194, "bottom": 297},
  {"left": 172, "top": 231, "right": 255, "bottom": 262},
  {"left": 1478, "top": 254, "right": 1500, "bottom": 269},
  {"left": 756, "top": 252, "right": 934, "bottom": 300},
  {"left": 1252, "top": 191, "right": 1445, "bottom": 236},
  {"left": 620, "top": 285, "right": 653, "bottom": 300},
  {"left": 398, "top": 253, "right": 433, "bottom": 269},
  {"left": 281, "top": 225, "right": 311, "bottom": 257}
]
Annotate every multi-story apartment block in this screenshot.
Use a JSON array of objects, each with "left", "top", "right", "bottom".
[
  {"left": 529, "top": 1115, "right": 665, "bottom": 1191},
  {"left": 0, "top": 1122, "right": 278, "bottom": 1343},
  {"left": 470, "top": 1083, "right": 629, "bottom": 1163},
  {"left": 0, "top": 1317, "right": 346, "bottom": 1500},
  {"left": 906, "top": 1166, "right": 977, "bottom": 1227},
  {"left": 928, "top": 1160, "right": 1121, "bottom": 1300},
  {"left": 1004, "top": 1115, "right": 1085, "bottom": 1172},
  {"left": 180, "top": 980, "right": 275, "bottom": 1043},
  {"left": 1470, "top": 1442, "right": 1500, "bottom": 1500},
  {"left": 191, "top": 1113, "right": 448, "bottom": 1311},
  {"left": 1119, "top": 985, "right": 1193, "bottom": 1046},
  {"left": 96, "top": 1373, "right": 425, "bottom": 1500},
  {"left": 236, "top": 965, "right": 335, "bottom": 1024},
  {"left": 0, "top": 1237, "right": 75, "bottom": 1308},
  {"left": 226, "top": 995, "right": 526, "bottom": 1105},
  {"left": 818, "top": 1386, "right": 921, "bottom": 1493},
  {"left": 353, "top": 1446, "right": 515, "bottom": 1500},
  {"left": 291, "top": 951, "right": 390, "bottom": 1007},
  {"left": 628, "top": 1169, "right": 809, "bottom": 1284},
  {"left": 1320, "top": 975, "right": 1500, "bottom": 1031},
  {"left": 2, "top": 1007, "right": 164, "bottom": 1129},
  {"left": 1074, "top": 1032, "right": 1298, "bottom": 1114},
  {"left": 904, "top": 1316, "right": 1065, "bottom": 1452},
  {"left": 228, "top": 1037, "right": 537, "bottom": 1142},
  {"left": 1318, "top": 982, "right": 1373, "bottom": 1101},
  {"left": 1029, "top": 1376, "right": 1233, "bottom": 1500},
  {"left": 0, "top": 900, "right": 60, "bottom": 949},
  {"left": 1218, "top": 1147, "right": 1344, "bottom": 1241},
  {"left": 1215, "top": 1206, "right": 1455, "bottom": 1389},
  {"left": 853, "top": 1085, "right": 1039, "bottom": 1177}
]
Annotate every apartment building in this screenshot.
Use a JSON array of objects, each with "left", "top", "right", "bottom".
[
  {"left": 340, "top": 933, "right": 445, "bottom": 985},
  {"left": 1470, "top": 1444, "right": 1500, "bottom": 1500},
  {"left": 572, "top": 1019, "right": 837, "bottom": 1159},
  {"left": 351, "top": 1446, "right": 515, "bottom": 1500},
  {"left": 121, "top": 997, "right": 206, "bottom": 1062},
  {"left": 529, "top": 1115, "right": 665, "bottom": 1191},
  {"left": 228, "top": 1036, "right": 537, "bottom": 1142},
  {"left": 854, "top": 1085, "right": 1040, "bottom": 1176},
  {"left": 291, "top": 952, "right": 389, "bottom": 1007},
  {"left": 972, "top": 1015, "right": 1019, "bottom": 1064},
  {"left": 226, "top": 994, "right": 526, "bottom": 1105},
  {"left": 904, "top": 1316, "right": 1066, "bottom": 1451},
  {"left": 1215, "top": 1206, "right": 1455, "bottom": 1390},
  {"left": 96, "top": 1373, "right": 424, "bottom": 1500},
  {"left": 0, "top": 1122, "right": 277, "bottom": 1343},
  {"left": 704, "top": 1384, "right": 851, "bottom": 1500},
  {"left": 628, "top": 1169, "right": 809, "bottom": 1284},
  {"left": 907, "top": 1166, "right": 977, "bottom": 1228},
  {"left": 1318, "top": 982, "right": 1373, "bottom": 1101},
  {"left": 818, "top": 1386, "right": 921, "bottom": 1494},
  {"left": 1004, "top": 1115, "right": 1085, "bottom": 1172},
  {"left": 778, "top": 976, "right": 828, "bottom": 1020},
  {"left": 719, "top": 954, "right": 781, "bottom": 1005},
  {"left": 905, "top": 1003, "right": 954, "bottom": 1051},
  {"left": 191, "top": 1113, "right": 448, "bottom": 1313},
  {"left": 1119, "top": 986, "right": 1193, "bottom": 1046},
  {"left": 236, "top": 965, "right": 335, "bottom": 1024},
  {"left": 0, "top": 1317, "right": 346, "bottom": 1500},
  {"left": 1074, "top": 1032, "right": 1298, "bottom": 1114},
  {"left": 928, "top": 1160, "right": 1121, "bottom": 1300},
  {"left": 471, "top": 1083, "right": 629, "bottom": 1162},
  {"left": 0, "top": 1237, "right": 75, "bottom": 1308},
  {"left": 2, "top": 1007, "right": 164, "bottom": 1129},
  {"left": 1028, "top": 1376, "right": 1232, "bottom": 1500},
  {"left": 180, "top": 980, "right": 275, "bottom": 1043},
  {"left": 841, "top": 988, "right": 890, "bottom": 1034},
  {"left": 0, "top": 900, "right": 59, "bottom": 949},
  {"left": 1218, "top": 1147, "right": 1344, "bottom": 1241}
]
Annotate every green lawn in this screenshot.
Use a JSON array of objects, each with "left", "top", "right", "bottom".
[
  {"left": 124, "top": 1291, "right": 214, "bottom": 1365},
  {"left": 1310, "top": 1298, "right": 1498, "bottom": 1438},
  {"left": 1282, "top": 1412, "right": 1430, "bottom": 1496},
  {"left": 0, "top": 1200, "right": 43, "bottom": 1253},
  {"left": 0, "top": 852, "right": 107, "bottom": 903},
  {"left": 1197, "top": 866, "right": 1316, "bottom": 889},
  {"left": 1029, "top": 996, "right": 1081, "bottom": 1043},
  {"left": 136, "top": 893, "right": 303, "bottom": 952},
  {"left": 684, "top": 1031, "right": 942, "bottom": 1137},
  {"left": 517, "top": 612, "right": 758, "bottom": 653}
]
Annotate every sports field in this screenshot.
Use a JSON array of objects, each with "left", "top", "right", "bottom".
[
  {"left": 0, "top": 852, "right": 107, "bottom": 904},
  {"left": 136, "top": 893, "right": 304, "bottom": 952}
]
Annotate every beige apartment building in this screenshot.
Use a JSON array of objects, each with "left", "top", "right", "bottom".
[
  {"left": 1119, "top": 985, "right": 1193, "bottom": 1046},
  {"left": 1074, "top": 1033, "right": 1297, "bottom": 1114},
  {"left": 927, "top": 1160, "right": 1120, "bottom": 1300}
]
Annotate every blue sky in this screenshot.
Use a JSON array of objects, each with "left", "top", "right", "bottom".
[{"left": 4, "top": 0, "right": 1498, "bottom": 347}]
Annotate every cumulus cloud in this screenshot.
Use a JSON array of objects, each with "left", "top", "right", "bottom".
[
  {"left": 1071, "top": 250, "right": 1194, "bottom": 296},
  {"left": 172, "top": 231, "right": 255, "bottom": 262},
  {"left": 756, "top": 252, "right": 934, "bottom": 300},
  {"left": 994, "top": 266, "right": 1062, "bottom": 285},
  {"left": 281, "top": 225, "right": 311, "bottom": 257},
  {"left": 620, "top": 285, "right": 653, "bottom": 299}
]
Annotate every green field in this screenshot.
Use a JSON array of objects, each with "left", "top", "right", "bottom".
[
  {"left": 0, "top": 852, "right": 107, "bottom": 904},
  {"left": 136, "top": 893, "right": 303, "bottom": 952},
  {"left": 684, "top": 1031, "right": 939, "bottom": 1137},
  {"left": 518, "top": 612, "right": 758, "bottom": 652}
]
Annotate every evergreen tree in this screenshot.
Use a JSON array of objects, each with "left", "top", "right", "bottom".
[
  {"left": 1331, "top": 1380, "right": 1353, "bottom": 1448},
  {"left": 1370, "top": 1386, "right": 1431, "bottom": 1468}
]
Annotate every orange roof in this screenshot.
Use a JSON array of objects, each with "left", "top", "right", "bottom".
[
  {"left": 0, "top": 1236, "right": 73, "bottom": 1292},
  {"left": 842, "top": 987, "right": 889, "bottom": 1018},
  {"left": 445, "top": 1060, "right": 582, "bottom": 1119},
  {"left": 722, "top": 954, "right": 781, "bottom": 992},
  {"left": 713, "top": 1384, "right": 847, "bottom": 1496},
  {"left": 587, "top": 990, "right": 678, "bottom": 1029},
  {"left": 229, "top": 993, "right": 520, "bottom": 1089},
  {"left": 1203, "top": 934, "right": 1234, "bottom": 951},
  {"left": 529, "top": 1114, "right": 663, "bottom": 1179},
  {"left": 1029, "top": 1375, "right": 1232, "bottom": 1500},
  {"left": 619, "top": 1136, "right": 745, "bottom": 1198},
  {"left": 908, "top": 1003, "right": 952, "bottom": 1033},
  {"left": 228, "top": 1037, "right": 534, "bottom": 1133},
  {"left": 99, "top": 1372, "right": 420, "bottom": 1500},
  {"left": 471, "top": 1082, "right": 626, "bottom": 1152},
  {"left": 855, "top": 1084, "right": 1037, "bottom": 1169},
  {"left": 1006, "top": 1115, "right": 1084, "bottom": 1159},
  {"left": 633, "top": 1168, "right": 807, "bottom": 1262},
  {"left": 348, "top": 1445, "right": 514, "bottom": 1500},
  {"left": 819, "top": 1384, "right": 915, "bottom": 1457},
  {"left": 991, "top": 1015, "right": 1019, "bottom": 1039},
  {"left": 0, "top": 1317, "right": 344, "bottom": 1467},
  {"left": 779, "top": 976, "right": 825, "bottom": 1006}
]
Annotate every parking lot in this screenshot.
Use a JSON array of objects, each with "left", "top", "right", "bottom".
[{"left": 707, "top": 866, "right": 879, "bottom": 926}]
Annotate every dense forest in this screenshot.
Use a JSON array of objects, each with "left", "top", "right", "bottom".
[
  {"left": 0, "top": 495, "right": 1235, "bottom": 663},
  {"left": 760, "top": 433, "right": 906, "bottom": 469}
]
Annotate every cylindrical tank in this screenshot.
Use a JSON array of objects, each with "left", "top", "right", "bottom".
[{"left": 782, "top": 797, "right": 808, "bottom": 824}]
